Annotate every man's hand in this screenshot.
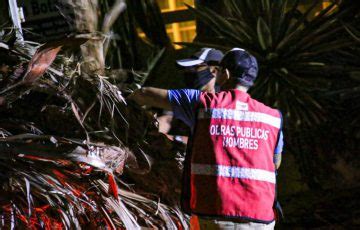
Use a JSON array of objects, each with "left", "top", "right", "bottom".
[
  {"left": 128, "top": 87, "right": 172, "bottom": 110},
  {"left": 274, "top": 153, "right": 282, "bottom": 169}
]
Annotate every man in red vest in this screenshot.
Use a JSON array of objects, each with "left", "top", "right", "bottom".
[{"left": 130, "top": 48, "right": 283, "bottom": 229}]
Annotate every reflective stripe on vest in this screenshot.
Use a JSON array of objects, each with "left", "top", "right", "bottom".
[
  {"left": 191, "top": 163, "right": 276, "bottom": 184},
  {"left": 198, "top": 108, "right": 281, "bottom": 129}
]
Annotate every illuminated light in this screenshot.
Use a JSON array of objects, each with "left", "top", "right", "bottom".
[
  {"left": 314, "top": 1, "right": 338, "bottom": 16},
  {"left": 138, "top": 0, "right": 196, "bottom": 49}
]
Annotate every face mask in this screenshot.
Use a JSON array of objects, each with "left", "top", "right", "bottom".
[
  {"left": 184, "top": 68, "right": 214, "bottom": 89},
  {"left": 214, "top": 84, "right": 221, "bottom": 92}
]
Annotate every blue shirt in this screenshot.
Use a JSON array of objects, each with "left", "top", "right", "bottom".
[{"left": 168, "top": 89, "right": 284, "bottom": 154}]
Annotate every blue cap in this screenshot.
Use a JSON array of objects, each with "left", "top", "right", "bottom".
[{"left": 220, "top": 48, "right": 258, "bottom": 87}]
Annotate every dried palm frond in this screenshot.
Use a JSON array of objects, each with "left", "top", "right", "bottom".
[{"left": 0, "top": 31, "right": 188, "bottom": 229}]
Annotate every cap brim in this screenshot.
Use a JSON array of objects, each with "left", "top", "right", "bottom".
[{"left": 176, "top": 59, "right": 204, "bottom": 67}]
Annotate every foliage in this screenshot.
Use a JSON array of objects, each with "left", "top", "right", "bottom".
[
  {"left": 0, "top": 30, "right": 187, "bottom": 228},
  {"left": 340, "top": 16, "right": 360, "bottom": 135},
  {"left": 183, "top": 0, "right": 360, "bottom": 128},
  {"left": 99, "top": 0, "right": 171, "bottom": 72}
]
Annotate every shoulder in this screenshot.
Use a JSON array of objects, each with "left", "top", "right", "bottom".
[
  {"left": 198, "top": 90, "right": 234, "bottom": 104},
  {"left": 168, "top": 89, "right": 201, "bottom": 107},
  {"left": 168, "top": 89, "right": 201, "bottom": 99},
  {"left": 250, "top": 98, "right": 281, "bottom": 117}
]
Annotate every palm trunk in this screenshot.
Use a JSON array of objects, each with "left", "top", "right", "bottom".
[{"left": 66, "top": 0, "right": 105, "bottom": 74}]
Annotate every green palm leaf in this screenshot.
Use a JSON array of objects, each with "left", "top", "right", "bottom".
[
  {"left": 257, "top": 17, "right": 273, "bottom": 50},
  {"left": 186, "top": 0, "right": 359, "bottom": 128}
]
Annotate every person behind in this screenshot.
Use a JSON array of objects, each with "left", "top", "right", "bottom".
[
  {"left": 130, "top": 48, "right": 284, "bottom": 229},
  {"left": 176, "top": 47, "right": 224, "bottom": 93},
  {"left": 157, "top": 48, "right": 224, "bottom": 144}
]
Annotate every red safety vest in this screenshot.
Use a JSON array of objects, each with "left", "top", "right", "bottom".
[{"left": 187, "top": 89, "right": 281, "bottom": 223}]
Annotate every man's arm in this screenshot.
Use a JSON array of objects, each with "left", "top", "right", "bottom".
[
  {"left": 128, "top": 87, "right": 172, "bottom": 110},
  {"left": 131, "top": 88, "right": 201, "bottom": 129}
]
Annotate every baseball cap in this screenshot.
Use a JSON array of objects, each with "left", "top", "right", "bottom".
[
  {"left": 220, "top": 48, "right": 258, "bottom": 87},
  {"left": 176, "top": 48, "right": 224, "bottom": 67}
]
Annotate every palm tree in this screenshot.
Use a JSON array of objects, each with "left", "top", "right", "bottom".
[
  {"left": 184, "top": 0, "right": 360, "bottom": 127},
  {"left": 0, "top": 0, "right": 187, "bottom": 226}
]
